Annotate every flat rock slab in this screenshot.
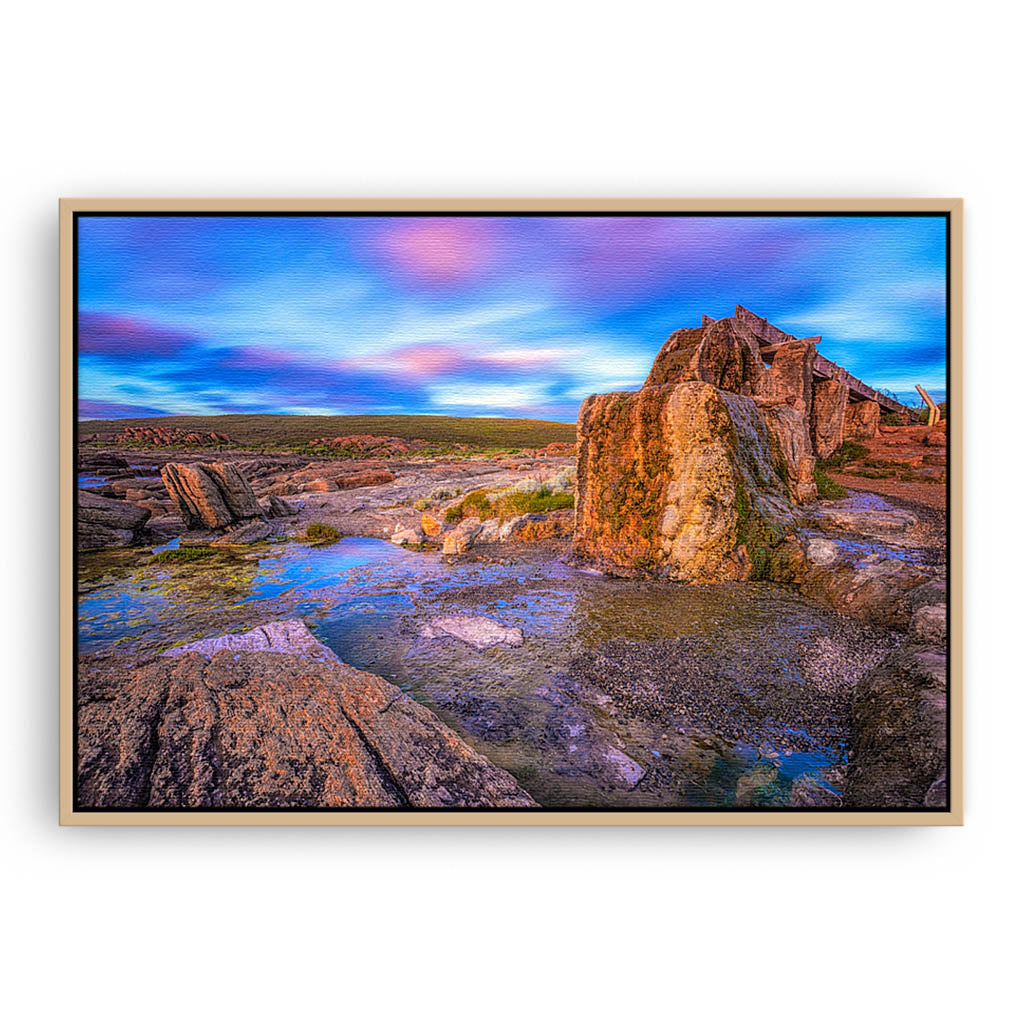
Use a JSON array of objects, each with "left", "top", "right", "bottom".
[
  {"left": 813, "top": 493, "right": 918, "bottom": 538},
  {"left": 164, "top": 619, "right": 336, "bottom": 659},
  {"left": 80, "top": 620, "right": 535, "bottom": 809},
  {"left": 421, "top": 615, "right": 524, "bottom": 649}
]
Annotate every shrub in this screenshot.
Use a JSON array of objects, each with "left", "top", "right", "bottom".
[
  {"left": 443, "top": 484, "right": 575, "bottom": 524},
  {"left": 524, "top": 491, "right": 574, "bottom": 513},
  {"left": 305, "top": 522, "right": 340, "bottom": 542},
  {"left": 813, "top": 465, "right": 847, "bottom": 499},
  {"left": 821, "top": 441, "right": 869, "bottom": 470},
  {"left": 150, "top": 546, "right": 217, "bottom": 564}
]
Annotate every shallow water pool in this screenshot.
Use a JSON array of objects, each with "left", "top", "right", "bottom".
[{"left": 78, "top": 536, "right": 895, "bottom": 808}]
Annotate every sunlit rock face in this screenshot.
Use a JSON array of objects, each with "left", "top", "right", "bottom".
[
  {"left": 761, "top": 405, "right": 819, "bottom": 504},
  {"left": 843, "top": 400, "right": 881, "bottom": 440},
  {"left": 643, "top": 317, "right": 766, "bottom": 395},
  {"left": 764, "top": 339, "right": 816, "bottom": 415},
  {"left": 573, "top": 382, "right": 796, "bottom": 582},
  {"left": 811, "top": 379, "right": 849, "bottom": 458}
]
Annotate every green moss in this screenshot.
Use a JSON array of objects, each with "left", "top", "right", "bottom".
[
  {"left": 305, "top": 522, "right": 340, "bottom": 543},
  {"left": 633, "top": 552, "right": 659, "bottom": 574},
  {"left": 766, "top": 430, "right": 789, "bottom": 484},
  {"left": 734, "top": 478, "right": 751, "bottom": 542},
  {"left": 813, "top": 465, "right": 847, "bottom": 499},
  {"left": 733, "top": 476, "right": 782, "bottom": 581},
  {"left": 149, "top": 546, "right": 217, "bottom": 564}
]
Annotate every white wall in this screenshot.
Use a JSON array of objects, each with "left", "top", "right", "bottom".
[{"left": 2, "top": 2, "right": 1017, "bottom": 1021}]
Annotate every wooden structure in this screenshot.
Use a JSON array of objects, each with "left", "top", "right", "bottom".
[
  {"left": 733, "top": 305, "right": 911, "bottom": 416},
  {"left": 916, "top": 383, "right": 940, "bottom": 426}
]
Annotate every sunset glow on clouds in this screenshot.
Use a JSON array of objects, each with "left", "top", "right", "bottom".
[{"left": 77, "top": 214, "right": 948, "bottom": 421}]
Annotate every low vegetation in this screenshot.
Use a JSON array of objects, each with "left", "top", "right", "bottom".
[
  {"left": 305, "top": 522, "right": 340, "bottom": 543},
  {"left": 821, "top": 441, "right": 870, "bottom": 471},
  {"left": 150, "top": 546, "right": 218, "bottom": 564},
  {"left": 916, "top": 401, "right": 947, "bottom": 424},
  {"left": 813, "top": 465, "right": 847, "bottom": 500},
  {"left": 444, "top": 486, "right": 574, "bottom": 524},
  {"left": 79, "top": 413, "right": 576, "bottom": 452}
]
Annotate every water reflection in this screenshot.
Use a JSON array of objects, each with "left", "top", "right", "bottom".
[{"left": 78, "top": 536, "right": 875, "bottom": 808}]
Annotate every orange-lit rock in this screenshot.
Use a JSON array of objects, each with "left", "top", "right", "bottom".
[
  {"left": 811, "top": 378, "right": 849, "bottom": 458},
  {"left": 843, "top": 400, "right": 881, "bottom": 440},
  {"left": 573, "top": 382, "right": 795, "bottom": 582}
]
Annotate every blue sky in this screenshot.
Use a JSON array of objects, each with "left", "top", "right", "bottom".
[{"left": 77, "top": 214, "right": 947, "bottom": 421}]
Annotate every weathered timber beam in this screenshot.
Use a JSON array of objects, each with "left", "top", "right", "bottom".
[
  {"left": 736, "top": 306, "right": 911, "bottom": 416},
  {"left": 916, "top": 384, "right": 940, "bottom": 426},
  {"left": 812, "top": 353, "right": 907, "bottom": 414}
]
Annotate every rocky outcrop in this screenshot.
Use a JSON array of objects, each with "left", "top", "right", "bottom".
[
  {"left": 810, "top": 379, "right": 849, "bottom": 458},
  {"left": 442, "top": 517, "right": 483, "bottom": 555},
  {"left": 761, "top": 405, "right": 818, "bottom": 503},
  {"left": 77, "top": 621, "right": 535, "bottom": 809},
  {"left": 764, "top": 339, "right": 816, "bottom": 415},
  {"left": 336, "top": 469, "right": 395, "bottom": 490},
  {"left": 161, "top": 462, "right": 264, "bottom": 530},
  {"left": 80, "top": 426, "right": 233, "bottom": 446},
  {"left": 505, "top": 510, "right": 573, "bottom": 542},
  {"left": 78, "top": 490, "right": 152, "bottom": 550},
  {"left": 846, "top": 644, "right": 947, "bottom": 807},
  {"left": 573, "top": 382, "right": 795, "bottom": 582},
  {"left": 644, "top": 317, "right": 766, "bottom": 395},
  {"left": 843, "top": 400, "right": 881, "bottom": 440}
]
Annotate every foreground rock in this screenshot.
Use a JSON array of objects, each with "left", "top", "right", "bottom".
[
  {"left": 846, "top": 644, "right": 947, "bottom": 807},
  {"left": 442, "top": 517, "right": 483, "bottom": 555},
  {"left": 161, "top": 461, "right": 264, "bottom": 529},
  {"left": 574, "top": 381, "right": 795, "bottom": 581},
  {"left": 77, "top": 621, "right": 535, "bottom": 809},
  {"left": 78, "top": 490, "right": 151, "bottom": 550}
]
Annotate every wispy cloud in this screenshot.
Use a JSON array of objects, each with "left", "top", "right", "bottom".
[{"left": 77, "top": 214, "right": 948, "bottom": 420}]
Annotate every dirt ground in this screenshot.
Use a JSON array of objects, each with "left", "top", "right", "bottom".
[{"left": 829, "top": 422, "right": 948, "bottom": 512}]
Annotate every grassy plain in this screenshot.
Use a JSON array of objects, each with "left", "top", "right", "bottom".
[{"left": 79, "top": 413, "right": 577, "bottom": 452}]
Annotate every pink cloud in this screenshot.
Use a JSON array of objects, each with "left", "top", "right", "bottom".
[
  {"left": 373, "top": 218, "right": 495, "bottom": 283},
  {"left": 338, "top": 342, "right": 574, "bottom": 380}
]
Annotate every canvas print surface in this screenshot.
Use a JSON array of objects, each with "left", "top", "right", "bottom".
[{"left": 71, "top": 210, "right": 952, "bottom": 815}]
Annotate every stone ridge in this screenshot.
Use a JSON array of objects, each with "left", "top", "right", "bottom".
[{"left": 77, "top": 620, "right": 536, "bottom": 809}]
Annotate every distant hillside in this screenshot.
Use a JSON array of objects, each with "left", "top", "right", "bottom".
[{"left": 78, "top": 413, "right": 578, "bottom": 449}]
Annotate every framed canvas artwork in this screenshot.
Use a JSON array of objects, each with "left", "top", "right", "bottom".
[{"left": 59, "top": 199, "right": 962, "bottom": 824}]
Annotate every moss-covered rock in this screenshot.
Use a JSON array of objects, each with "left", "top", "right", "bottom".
[{"left": 573, "top": 382, "right": 795, "bottom": 581}]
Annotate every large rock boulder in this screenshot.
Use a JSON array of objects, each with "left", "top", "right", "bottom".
[
  {"left": 810, "top": 378, "right": 849, "bottom": 458},
  {"left": 574, "top": 381, "right": 795, "bottom": 581},
  {"left": 77, "top": 621, "right": 535, "bottom": 809},
  {"left": 764, "top": 339, "right": 817, "bottom": 415},
  {"left": 843, "top": 400, "right": 881, "bottom": 440},
  {"left": 442, "top": 517, "right": 483, "bottom": 555},
  {"left": 644, "top": 317, "right": 766, "bottom": 395},
  {"left": 78, "top": 490, "right": 151, "bottom": 550},
  {"left": 846, "top": 644, "right": 947, "bottom": 808},
  {"left": 761, "top": 405, "right": 818, "bottom": 503},
  {"left": 161, "top": 461, "right": 264, "bottom": 530}
]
